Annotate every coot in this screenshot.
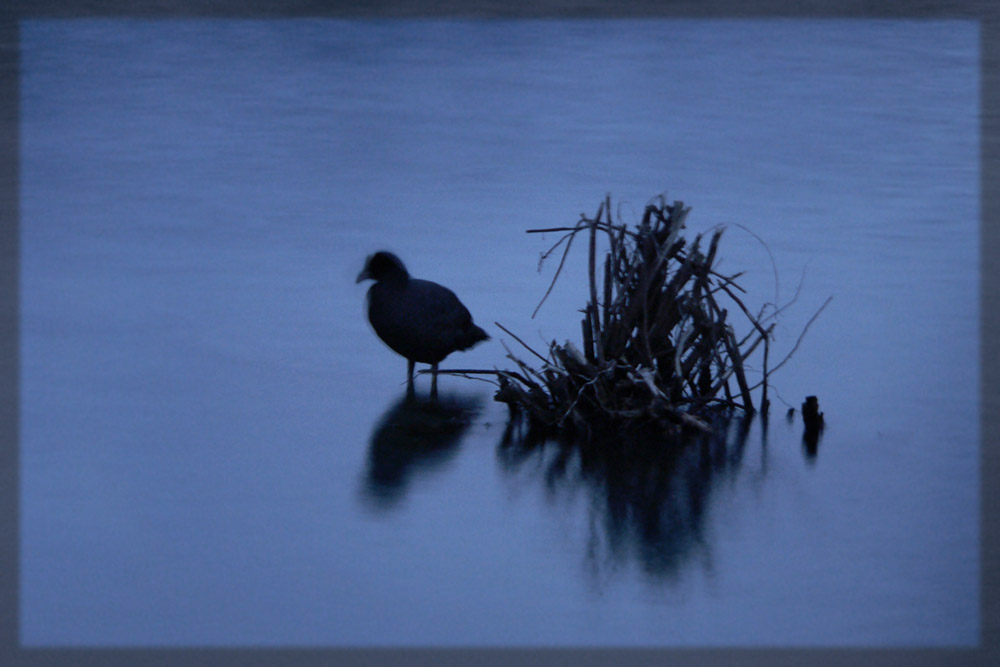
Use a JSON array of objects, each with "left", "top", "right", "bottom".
[{"left": 356, "top": 251, "right": 489, "bottom": 397}]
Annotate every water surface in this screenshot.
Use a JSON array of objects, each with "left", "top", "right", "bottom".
[{"left": 19, "top": 19, "right": 979, "bottom": 646}]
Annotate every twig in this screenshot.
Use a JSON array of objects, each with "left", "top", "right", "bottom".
[
  {"left": 750, "top": 295, "right": 832, "bottom": 388},
  {"left": 735, "top": 223, "right": 780, "bottom": 307},
  {"left": 531, "top": 224, "right": 580, "bottom": 318},
  {"left": 421, "top": 368, "right": 503, "bottom": 375},
  {"left": 495, "top": 321, "right": 549, "bottom": 365},
  {"left": 763, "top": 259, "right": 812, "bottom": 324}
]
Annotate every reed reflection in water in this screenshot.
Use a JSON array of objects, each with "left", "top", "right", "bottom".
[{"left": 497, "top": 415, "right": 763, "bottom": 583}]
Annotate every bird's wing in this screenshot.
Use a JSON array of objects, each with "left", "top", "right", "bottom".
[{"left": 408, "top": 279, "right": 473, "bottom": 328}]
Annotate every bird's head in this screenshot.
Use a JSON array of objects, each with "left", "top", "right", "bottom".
[{"left": 356, "top": 251, "right": 410, "bottom": 284}]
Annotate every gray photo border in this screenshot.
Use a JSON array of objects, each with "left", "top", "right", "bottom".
[{"left": 1, "top": 1, "right": 995, "bottom": 666}]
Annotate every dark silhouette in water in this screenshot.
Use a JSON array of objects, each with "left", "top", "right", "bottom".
[
  {"left": 801, "top": 395, "right": 825, "bottom": 463},
  {"left": 360, "top": 392, "right": 482, "bottom": 511},
  {"left": 497, "top": 413, "right": 756, "bottom": 585},
  {"left": 356, "top": 251, "right": 489, "bottom": 398}
]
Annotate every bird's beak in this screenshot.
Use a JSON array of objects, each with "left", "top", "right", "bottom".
[{"left": 355, "top": 267, "right": 371, "bottom": 283}]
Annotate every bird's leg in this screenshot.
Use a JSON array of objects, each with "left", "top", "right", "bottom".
[
  {"left": 407, "top": 359, "right": 415, "bottom": 399},
  {"left": 430, "top": 362, "right": 438, "bottom": 399}
]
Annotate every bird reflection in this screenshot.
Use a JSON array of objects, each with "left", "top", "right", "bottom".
[
  {"left": 360, "top": 392, "right": 483, "bottom": 511},
  {"left": 498, "top": 415, "right": 754, "bottom": 584}
]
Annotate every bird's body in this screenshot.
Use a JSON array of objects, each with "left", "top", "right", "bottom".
[
  {"left": 357, "top": 251, "right": 489, "bottom": 397},
  {"left": 366, "top": 277, "right": 485, "bottom": 364}
]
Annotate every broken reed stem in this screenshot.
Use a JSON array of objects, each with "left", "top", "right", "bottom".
[
  {"left": 422, "top": 368, "right": 503, "bottom": 375},
  {"left": 723, "top": 327, "right": 754, "bottom": 411},
  {"left": 762, "top": 333, "right": 770, "bottom": 414},
  {"left": 527, "top": 222, "right": 638, "bottom": 240},
  {"left": 531, "top": 225, "right": 579, "bottom": 319},
  {"left": 581, "top": 314, "right": 595, "bottom": 364},
  {"left": 602, "top": 253, "right": 612, "bottom": 339},
  {"left": 588, "top": 200, "right": 603, "bottom": 365}
]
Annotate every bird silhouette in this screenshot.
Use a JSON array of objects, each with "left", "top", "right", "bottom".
[{"left": 356, "top": 251, "right": 489, "bottom": 398}]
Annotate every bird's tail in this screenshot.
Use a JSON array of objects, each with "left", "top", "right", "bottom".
[{"left": 458, "top": 324, "right": 490, "bottom": 350}]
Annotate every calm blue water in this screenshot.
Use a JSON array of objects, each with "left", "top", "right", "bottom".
[{"left": 19, "top": 19, "right": 979, "bottom": 646}]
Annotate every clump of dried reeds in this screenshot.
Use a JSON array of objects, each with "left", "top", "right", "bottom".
[{"left": 492, "top": 194, "right": 787, "bottom": 437}]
